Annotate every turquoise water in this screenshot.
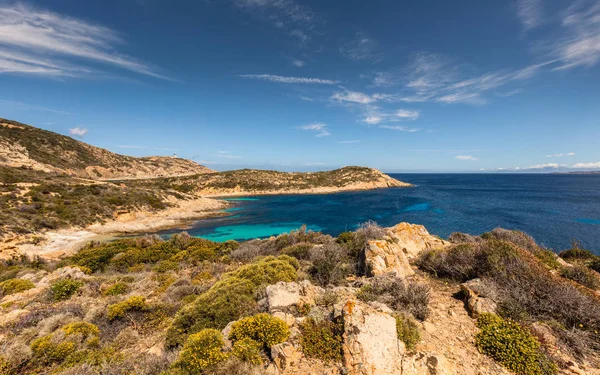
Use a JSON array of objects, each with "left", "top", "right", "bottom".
[
  {"left": 197, "top": 222, "right": 322, "bottom": 242},
  {"left": 158, "top": 174, "right": 600, "bottom": 253}
]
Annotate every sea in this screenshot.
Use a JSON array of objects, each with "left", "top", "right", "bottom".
[{"left": 158, "top": 173, "right": 600, "bottom": 254}]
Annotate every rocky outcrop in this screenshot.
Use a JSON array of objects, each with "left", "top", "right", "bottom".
[
  {"left": 365, "top": 239, "right": 414, "bottom": 278},
  {"left": 460, "top": 278, "right": 498, "bottom": 318},
  {"left": 340, "top": 299, "right": 403, "bottom": 375},
  {"left": 266, "top": 280, "right": 323, "bottom": 313},
  {"left": 386, "top": 222, "right": 450, "bottom": 260}
]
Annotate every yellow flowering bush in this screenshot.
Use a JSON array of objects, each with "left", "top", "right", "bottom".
[
  {"left": 299, "top": 317, "right": 343, "bottom": 362},
  {"left": 476, "top": 313, "right": 556, "bottom": 375},
  {"left": 175, "top": 329, "right": 228, "bottom": 374},
  {"left": 30, "top": 335, "right": 76, "bottom": 364},
  {"left": 229, "top": 313, "right": 289, "bottom": 350},
  {"left": 0, "top": 278, "right": 34, "bottom": 295},
  {"left": 62, "top": 321, "right": 100, "bottom": 338},
  {"left": 231, "top": 337, "right": 262, "bottom": 365},
  {"left": 103, "top": 281, "right": 128, "bottom": 296},
  {"left": 107, "top": 296, "right": 147, "bottom": 320}
]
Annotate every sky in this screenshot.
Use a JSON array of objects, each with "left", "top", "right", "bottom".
[{"left": 1, "top": 0, "right": 599, "bottom": 172}]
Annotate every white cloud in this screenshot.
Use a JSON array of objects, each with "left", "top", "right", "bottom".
[
  {"left": 336, "top": 140, "right": 360, "bottom": 144},
  {"left": 330, "top": 90, "right": 396, "bottom": 104},
  {"left": 299, "top": 96, "right": 314, "bottom": 101},
  {"left": 340, "top": 32, "right": 382, "bottom": 62},
  {"left": 69, "top": 126, "right": 88, "bottom": 137},
  {"left": 546, "top": 152, "right": 576, "bottom": 157},
  {"left": 240, "top": 74, "right": 338, "bottom": 84},
  {"left": 0, "top": 3, "right": 167, "bottom": 79},
  {"left": 370, "top": 72, "right": 396, "bottom": 87},
  {"left": 517, "top": 0, "right": 543, "bottom": 30},
  {"left": 394, "top": 109, "right": 419, "bottom": 120},
  {"left": 291, "top": 59, "right": 305, "bottom": 67},
  {"left": 528, "top": 163, "right": 562, "bottom": 169},
  {"left": 363, "top": 115, "right": 383, "bottom": 125},
  {"left": 379, "top": 125, "right": 420, "bottom": 132},
  {"left": 235, "top": 0, "right": 314, "bottom": 24},
  {"left": 455, "top": 155, "right": 479, "bottom": 161},
  {"left": 572, "top": 162, "right": 600, "bottom": 168},
  {"left": 550, "top": 0, "right": 600, "bottom": 70},
  {"left": 298, "top": 123, "right": 330, "bottom": 137}
]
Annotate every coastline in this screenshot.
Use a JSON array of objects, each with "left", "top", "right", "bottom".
[{"left": 1, "top": 182, "right": 412, "bottom": 259}]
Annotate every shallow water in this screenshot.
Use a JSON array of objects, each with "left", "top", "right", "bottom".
[{"left": 158, "top": 174, "right": 600, "bottom": 253}]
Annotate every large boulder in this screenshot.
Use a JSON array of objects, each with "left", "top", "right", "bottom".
[
  {"left": 386, "top": 222, "right": 450, "bottom": 260},
  {"left": 266, "top": 280, "right": 324, "bottom": 313},
  {"left": 365, "top": 239, "right": 414, "bottom": 277},
  {"left": 341, "top": 299, "right": 403, "bottom": 375},
  {"left": 460, "top": 278, "right": 498, "bottom": 318}
]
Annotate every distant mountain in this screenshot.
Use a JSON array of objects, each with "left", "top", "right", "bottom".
[{"left": 0, "top": 118, "right": 213, "bottom": 180}]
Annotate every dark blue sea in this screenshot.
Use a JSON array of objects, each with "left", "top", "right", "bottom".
[{"left": 159, "top": 174, "right": 600, "bottom": 254}]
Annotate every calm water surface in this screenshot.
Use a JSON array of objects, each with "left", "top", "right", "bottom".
[{"left": 158, "top": 174, "right": 600, "bottom": 253}]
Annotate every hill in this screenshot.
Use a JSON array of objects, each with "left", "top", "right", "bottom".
[{"left": 0, "top": 118, "right": 213, "bottom": 180}]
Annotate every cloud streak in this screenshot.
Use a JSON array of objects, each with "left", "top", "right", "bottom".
[
  {"left": 0, "top": 3, "right": 168, "bottom": 79},
  {"left": 517, "top": 0, "right": 543, "bottom": 30},
  {"left": 298, "top": 123, "right": 330, "bottom": 137},
  {"left": 240, "top": 74, "right": 339, "bottom": 84},
  {"left": 340, "top": 32, "right": 382, "bottom": 62},
  {"left": 455, "top": 155, "right": 479, "bottom": 161}
]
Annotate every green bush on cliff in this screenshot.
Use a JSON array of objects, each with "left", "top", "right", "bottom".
[
  {"left": 475, "top": 313, "right": 556, "bottom": 375},
  {"left": 50, "top": 279, "right": 83, "bottom": 301},
  {"left": 395, "top": 314, "right": 420, "bottom": 351},
  {"left": 174, "top": 329, "right": 229, "bottom": 374},
  {"left": 228, "top": 313, "right": 289, "bottom": 350},
  {"left": 0, "top": 278, "right": 34, "bottom": 295},
  {"left": 560, "top": 265, "right": 600, "bottom": 290},
  {"left": 165, "top": 256, "right": 297, "bottom": 348},
  {"left": 107, "top": 296, "right": 147, "bottom": 320},
  {"left": 299, "top": 317, "right": 343, "bottom": 362}
]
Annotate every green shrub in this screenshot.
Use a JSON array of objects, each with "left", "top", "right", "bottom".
[
  {"left": 103, "top": 281, "right": 129, "bottom": 296},
  {"left": 475, "top": 313, "right": 556, "bottom": 375},
  {"left": 153, "top": 260, "right": 179, "bottom": 273},
  {"left": 231, "top": 337, "right": 262, "bottom": 365},
  {"left": 62, "top": 321, "right": 100, "bottom": 338},
  {"left": 356, "top": 276, "right": 430, "bottom": 320},
  {"left": 31, "top": 335, "right": 76, "bottom": 364},
  {"left": 0, "top": 278, "right": 34, "bottom": 295},
  {"left": 560, "top": 265, "right": 600, "bottom": 290},
  {"left": 299, "top": 317, "right": 343, "bottom": 362},
  {"left": 229, "top": 313, "right": 289, "bottom": 349},
  {"left": 395, "top": 314, "right": 420, "bottom": 351},
  {"left": 309, "top": 242, "right": 353, "bottom": 286},
  {"left": 558, "top": 243, "right": 595, "bottom": 260},
  {"left": 0, "top": 356, "right": 10, "bottom": 374},
  {"left": 175, "top": 329, "right": 228, "bottom": 374},
  {"left": 166, "top": 256, "right": 297, "bottom": 347},
  {"left": 281, "top": 243, "right": 313, "bottom": 260},
  {"left": 107, "top": 296, "right": 147, "bottom": 320},
  {"left": 50, "top": 279, "right": 83, "bottom": 301}
]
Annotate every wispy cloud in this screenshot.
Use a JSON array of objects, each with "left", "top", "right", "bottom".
[
  {"left": 517, "top": 0, "right": 543, "bottom": 30},
  {"left": 363, "top": 109, "right": 419, "bottom": 124},
  {"left": 217, "top": 150, "right": 243, "bottom": 159},
  {"left": 291, "top": 59, "right": 306, "bottom": 67},
  {"left": 330, "top": 90, "right": 396, "bottom": 104},
  {"left": 340, "top": 32, "right": 382, "bottom": 62},
  {"left": 455, "top": 155, "right": 479, "bottom": 161},
  {"left": 572, "top": 161, "right": 600, "bottom": 169},
  {"left": 546, "top": 152, "right": 576, "bottom": 157},
  {"left": 379, "top": 125, "right": 420, "bottom": 132},
  {"left": 240, "top": 74, "right": 338, "bottom": 84},
  {"left": 0, "top": 99, "right": 72, "bottom": 115},
  {"left": 0, "top": 3, "right": 168, "bottom": 79},
  {"left": 336, "top": 140, "right": 360, "bottom": 144},
  {"left": 549, "top": 0, "right": 600, "bottom": 70},
  {"left": 298, "top": 123, "right": 330, "bottom": 137},
  {"left": 69, "top": 126, "right": 88, "bottom": 137}
]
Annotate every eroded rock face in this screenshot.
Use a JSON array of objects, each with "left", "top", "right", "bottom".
[
  {"left": 386, "top": 222, "right": 450, "bottom": 260},
  {"left": 365, "top": 239, "right": 415, "bottom": 278},
  {"left": 402, "top": 352, "right": 455, "bottom": 375},
  {"left": 341, "top": 299, "right": 403, "bottom": 375},
  {"left": 266, "top": 280, "right": 324, "bottom": 313},
  {"left": 460, "top": 278, "right": 498, "bottom": 318}
]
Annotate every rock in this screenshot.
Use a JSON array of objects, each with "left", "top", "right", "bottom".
[
  {"left": 341, "top": 299, "right": 403, "bottom": 375},
  {"left": 267, "top": 282, "right": 302, "bottom": 312},
  {"left": 38, "top": 266, "right": 89, "bottom": 286},
  {"left": 365, "top": 239, "right": 415, "bottom": 278},
  {"left": 271, "top": 342, "right": 304, "bottom": 372},
  {"left": 386, "top": 222, "right": 450, "bottom": 260},
  {"left": 402, "top": 352, "right": 455, "bottom": 375},
  {"left": 273, "top": 311, "right": 296, "bottom": 326},
  {"left": 460, "top": 279, "right": 498, "bottom": 318},
  {"left": 271, "top": 342, "right": 340, "bottom": 375},
  {"left": 221, "top": 320, "right": 236, "bottom": 349}
]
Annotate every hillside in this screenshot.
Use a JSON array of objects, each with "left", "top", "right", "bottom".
[
  {"left": 0, "top": 118, "right": 213, "bottom": 180},
  {"left": 1, "top": 223, "right": 598, "bottom": 375},
  {"left": 124, "top": 166, "right": 410, "bottom": 196}
]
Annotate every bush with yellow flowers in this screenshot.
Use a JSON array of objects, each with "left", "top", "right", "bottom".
[
  {"left": 30, "top": 335, "right": 76, "bottom": 365},
  {"left": 475, "top": 313, "right": 556, "bottom": 375},
  {"left": 231, "top": 337, "right": 262, "bottom": 365},
  {"left": 174, "top": 329, "right": 229, "bottom": 374},
  {"left": 228, "top": 313, "right": 289, "bottom": 350},
  {"left": 62, "top": 322, "right": 100, "bottom": 339},
  {"left": 299, "top": 317, "right": 343, "bottom": 362},
  {"left": 0, "top": 278, "right": 35, "bottom": 296},
  {"left": 107, "top": 296, "right": 147, "bottom": 320}
]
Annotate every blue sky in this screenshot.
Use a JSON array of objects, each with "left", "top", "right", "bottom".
[{"left": 1, "top": 0, "right": 599, "bottom": 172}]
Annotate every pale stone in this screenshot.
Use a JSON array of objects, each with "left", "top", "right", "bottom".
[
  {"left": 402, "top": 352, "right": 455, "bottom": 375},
  {"left": 386, "top": 222, "right": 450, "bottom": 260},
  {"left": 266, "top": 281, "right": 302, "bottom": 312},
  {"left": 273, "top": 311, "right": 296, "bottom": 326},
  {"left": 460, "top": 279, "right": 498, "bottom": 318},
  {"left": 365, "top": 239, "right": 415, "bottom": 278},
  {"left": 341, "top": 299, "right": 403, "bottom": 375}
]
